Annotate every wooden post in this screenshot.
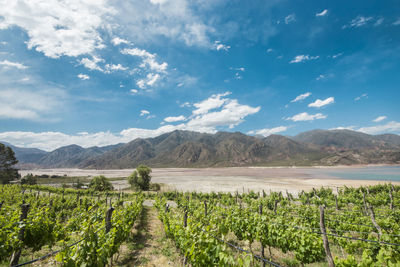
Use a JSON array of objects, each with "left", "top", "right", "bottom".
[
  {"left": 335, "top": 195, "right": 339, "bottom": 211},
  {"left": 274, "top": 199, "right": 278, "bottom": 215},
  {"left": 306, "top": 194, "right": 310, "bottom": 205},
  {"left": 10, "top": 204, "right": 30, "bottom": 266},
  {"left": 105, "top": 206, "right": 115, "bottom": 233},
  {"left": 259, "top": 204, "right": 265, "bottom": 267},
  {"left": 362, "top": 191, "right": 368, "bottom": 215},
  {"left": 319, "top": 206, "right": 335, "bottom": 267},
  {"left": 204, "top": 200, "right": 207, "bottom": 216},
  {"left": 368, "top": 204, "right": 382, "bottom": 239},
  {"left": 183, "top": 209, "right": 188, "bottom": 228},
  {"left": 389, "top": 186, "right": 394, "bottom": 210},
  {"left": 165, "top": 203, "right": 169, "bottom": 213},
  {"left": 0, "top": 201, "right": 3, "bottom": 211}
]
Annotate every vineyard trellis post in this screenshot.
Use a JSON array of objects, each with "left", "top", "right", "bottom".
[
  {"left": 368, "top": 204, "right": 382, "bottom": 239},
  {"left": 362, "top": 191, "right": 368, "bottom": 215},
  {"left": 204, "top": 200, "right": 207, "bottom": 216},
  {"left": 319, "top": 205, "right": 335, "bottom": 267},
  {"left": 389, "top": 186, "right": 394, "bottom": 210},
  {"left": 0, "top": 201, "right": 3, "bottom": 211},
  {"left": 259, "top": 204, "right": 265, "bottom": 267},
  {"left": 10, "top": 203, "right": 30, "bottom": 266},
  {"left": 335, "top": 195, "right": 339, "bottom": 211},
  {"left": 105, "top": 206, "right": 115, "bottom": 234}
]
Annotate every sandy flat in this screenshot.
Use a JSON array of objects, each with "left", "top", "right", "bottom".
[{"left": 20, "top": 167, "right": 400, "bottom": 194}]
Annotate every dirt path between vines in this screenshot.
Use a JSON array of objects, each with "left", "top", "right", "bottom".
[{"left": 115, "top": 205, "right": 182, "bottom": 267}]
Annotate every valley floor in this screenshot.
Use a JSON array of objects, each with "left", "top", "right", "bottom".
[{"left": 20, "top": 166, "right": 400, "bottom": 195}]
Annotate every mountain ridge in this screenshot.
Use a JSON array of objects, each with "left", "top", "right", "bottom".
[{"left": 2, "top": 129, "right": 400, "bottom": 169}]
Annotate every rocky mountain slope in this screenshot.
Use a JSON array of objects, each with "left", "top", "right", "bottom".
[{"left": 2, "top": 129, "right": 400, "bottom": 169}]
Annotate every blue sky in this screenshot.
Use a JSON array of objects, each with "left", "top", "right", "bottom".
[{"left": 0, "top": 0, "right": 399, "bottom": 151}]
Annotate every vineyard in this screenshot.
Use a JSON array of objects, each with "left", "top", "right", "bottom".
[{"left": 0, "top": 184, "right": 399, "bottom": 266}]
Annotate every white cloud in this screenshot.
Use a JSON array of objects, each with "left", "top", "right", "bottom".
[
  {"left": 121, "top": 47, "right": 168, "bottom": 73},
  {"left": 77, "top": 74, "right": 90, "bottom": 80},
  {"left": 140, "top": 110, "right": 150, "bottom": 116},
  {"left": 286, "top": 112, "right": 326, "bottom": 122},
  {"left": 0, "top": 92, "right": 261, "bottom": 150},
  {"left": 79, "top": 56, "right": 104, "bottom": 72},
  {"left": 111, "top": 37, "right": 130, "bottom": 46},
  {"left": 0, "top": 60, "right": 28, "bottom": 70},
  {"left": 267, "top": 48, "right": 274, "bottom": 53},
  {"left": 0, "top": 0, "right": 112, "bottom": 58},
  {"left": 180, "top": 102, "right": 191, "bottom": 108},
  {"left": 248, "top": 126, "right": 288, "bottom": 137},
  {"left": 393, "top": 18, "right": 400, "bottom": 26},
  {"left": 290, "top": 55, "right": 319, "bottom": 63},
  {"left": 308, "top": 97, "right": 335, "bottom": 108},
  {"left": 291, "top": 92, "right": 311, "bottom": 103},
  {"left": 285, "top": 14, "right": 296, "bottom": 24},
  {"left": 354, "top": 93, "right": 368, "bottom": 101},
  {"left": 192, "top": 92, "right": 231, "bottom": 115},
  {"left": 114, "top": 0, "right": 215, "bottom": 48},
  {"left": 316, "top": 9, "right": 328, "bottom": 17},
  {"left": 214, "top": 41, "right": 230, "bottom": 51},
  {"left": 105, "top": 63, "right": 128, "bottom": 73},
  {"left": 332, "top": 52, "right": 343, "bottom": 58},
  {"left": 343, "top": 16, "right": 373, "bottom": 29},
  {"left": 358, "top": 121, "right": 400, "bottom": 135},
  {"left": 0, "top": 88, "right": 64, "bottom": 121},
  {"left": 373, "top": 116, "right": 387, "bottom": 122},
  {"left": 164, "top": 115, "right": 186, "bottom": 122},
  {"left": 130, "top": 89, "right": 138, "bottom": 94}
]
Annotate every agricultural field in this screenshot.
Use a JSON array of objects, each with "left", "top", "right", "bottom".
[{"left": 1, "top": 184, "right": 399, "bottom": 266}]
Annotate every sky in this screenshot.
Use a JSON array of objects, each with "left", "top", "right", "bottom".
[{"left": 0, "top": 0, "right": 399, "bottom": 151}]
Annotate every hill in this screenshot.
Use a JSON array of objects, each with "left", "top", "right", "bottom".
[{"left": 2, "top": 129, "right": 400, "bottom": 168}]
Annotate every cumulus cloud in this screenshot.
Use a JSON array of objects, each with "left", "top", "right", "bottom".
[
  {"left": 79, "top": 56, "right": 105, "bottom": 72},
  {"left": 0, "top": 60, "right": 28, "bottom": 70},
  {"left": 248, "top": 126, "right": 288, "bottom": 137},
  {"left": 358, "top": 121, "right": 400, "bottom": 135},
  {"left": 0, "top": 92, "right": 260, "bottom": 150},
  {"left": 286, "top": 112, "right": 326, "bottom": 122},
  {"left": 137, "top": 73, "right": 160, "bottom": 89},
  {"left": 77, "top": 74, "right": 90, "bottom": 80},
  {"left": 373, "top": 116, "right": 387, "bottom": 122},
  {"left": 105, "top": 63, "right": 128, "bottom": 73},
  {"left": 164, "top": 115, "right": 186, "bottom": 122},
  {"left": 343, "top": 16, "right": 374, "bottom": 29},
  {"left": 394, "top": 18, "right": 400, "bottom": 26},
  {"left": 214, "top": 41, "right": 230, "bottom": 51},
  {"left": 285, "top": 14, "right": 296, "bottom": 24},
  {"left": 291, "top": 92, "right": 311, "bottom": 103},
  {"left": 111, "top": 37, "right": 130, "bottom": 46},
  {"left": 308, "top": 97, "right": 335, "bottom": 108},
  {"left": 140, "top": 110, "right": 150, "bottom": 116},
  {"left": 290, "top": 55, "right": 319, "bottom": 63},
  {"left": 130, "top": 89, "right": 138, "bottom": 94},
  {"left": 192, "top": 92, "right": 231, "bottom": 115},
  {"left": 316, "top": 9, "right": 328, "bottom": 17},
  {"left": 0, "top": 0, "right": 112, "bottom": 58}
]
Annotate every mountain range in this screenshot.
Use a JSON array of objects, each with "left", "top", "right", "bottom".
[{"left": 2, "top": 129, "right": 400, "bottom": 169}]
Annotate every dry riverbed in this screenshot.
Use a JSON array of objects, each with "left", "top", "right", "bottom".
[{"left": 20, "top": 166, "right": 400, "bottom": 194}]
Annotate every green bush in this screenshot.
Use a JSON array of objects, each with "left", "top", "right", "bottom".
[
  {"left": 128, "top": 165, "right": 152, "bottom": 191},
  {"left": 89, "top": 175, "right": 113, "bottom": 191}
]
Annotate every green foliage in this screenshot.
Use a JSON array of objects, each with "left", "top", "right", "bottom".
[
  {"left": 0, "top": 143, "right": 19, "bottom": 184},
  {"left": 21, "top": 173, "right": 37, "bottom": 185},
  {"left": 89, "top": 175, "right": 113, "bottom": 191},
  {"left": 128, "top": 165, "right": 152, "bottom": 190}
]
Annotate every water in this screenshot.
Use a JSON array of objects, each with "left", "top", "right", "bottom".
[{"left": 317, "top": 166, "right": 400, "bottom": 182}]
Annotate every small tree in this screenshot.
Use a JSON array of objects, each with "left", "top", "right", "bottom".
[
  {"left": 128, "top": 165, "right": 152, "bottom": 191},
  {"left": 0, "top": 143, "right": 19, "bottom": 184},
  {"left": 89, "top": 175, "right": 113, "bottom": 191},
  {"left": 21, "top": 173, "right": 37, "bottom": 185}
]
